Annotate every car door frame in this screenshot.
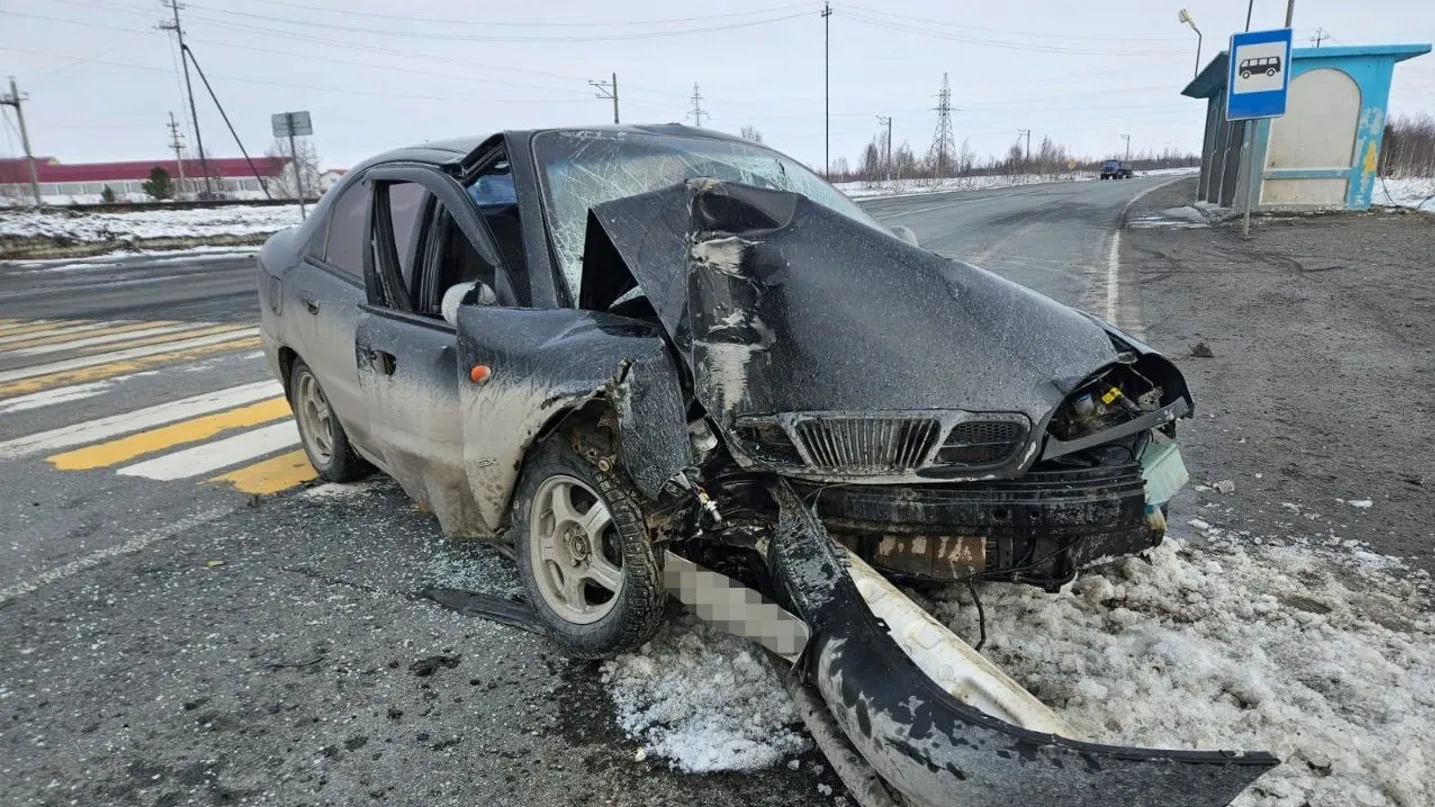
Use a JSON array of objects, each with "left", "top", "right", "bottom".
[{"left": 354, "top": 161, "right": 518, "bottom": 537}]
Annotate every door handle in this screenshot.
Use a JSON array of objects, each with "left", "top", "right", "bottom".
[
  {"left": 300, "top": 294, "right": 320, "bottom": 314},
  {"left": 370, "top": 349, "right": 397, "bottom": 375}
]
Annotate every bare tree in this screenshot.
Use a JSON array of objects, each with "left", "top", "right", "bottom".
[
  {"left": 893, "top": 141, "right": 917, "bottom": 180},
  {"left": 1382, "top": 113, "right": 1435, "bottom": 177},
  {"left": 739, "top": 125, "right": 764, "bottom": 144},
  {"left": 266, "top": 137, "right": 322, "bottom": 200},
  {"left": 858, "top": 138, "right": 883, "bottom": 181}
]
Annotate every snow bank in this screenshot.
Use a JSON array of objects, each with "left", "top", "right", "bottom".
[
  {"left": 839, "top": 167, "right": 1198, "bottom": 200},
  {"left": 610, "top": 526, "right": 1431, "bottom": 806},
  {"left": 1375, "top": 176, "right": 1435, "bottom": 212},
  {"left": 0, "top": 205, "right": 302, "bottom": 243},
  {"left": 602, "top": 617, "right": 809, "bottom": 772},
  {"left": 932, "top": 532, "right": 1432, "bottom": 807}
]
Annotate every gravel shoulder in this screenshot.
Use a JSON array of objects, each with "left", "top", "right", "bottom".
[{"left": 1119, "top": 178, "right": 1435, "bottom": 573}]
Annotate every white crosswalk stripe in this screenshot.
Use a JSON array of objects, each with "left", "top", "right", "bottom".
[{"left": 117, "top": 420, "right": 300, "bottom": 481}]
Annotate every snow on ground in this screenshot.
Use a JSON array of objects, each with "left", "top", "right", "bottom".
[
  {"left": 610, "top": 523, "right": 1431, "bottom": 806},
  {"left": 838, "top": 167, "right": 1199, "bottom": 199},
  {"left": 602, "top": 616, "right": 809, "bottom": 773},
  {"left": 1375, "top": 176, "right": 1435, "bottom": 212},
  {"left": 0, "top": 204, "right": 302, "bottom": 242}
]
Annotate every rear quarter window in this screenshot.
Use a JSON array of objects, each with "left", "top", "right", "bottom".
[{"left": 323, "top": 182, "right": 369, "bottom": 277}]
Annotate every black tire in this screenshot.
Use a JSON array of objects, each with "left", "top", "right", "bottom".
[
  {"left": 511, "top": 438, "right": 666, "bottom": 657},
  {"left": 289, "top": 358, "right": 369, "bottom": 482}
]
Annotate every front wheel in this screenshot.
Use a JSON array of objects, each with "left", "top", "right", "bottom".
[
  {"left": 1241, "top": 70, "right": 1252, "bottom": 79},
  {"left": 511, "top": 438, "right": 666, "bottom": 657}
]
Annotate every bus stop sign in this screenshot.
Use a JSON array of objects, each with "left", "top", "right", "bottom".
[{"left": 1226, "top": 28, "right": 1293, "bottom": 120}]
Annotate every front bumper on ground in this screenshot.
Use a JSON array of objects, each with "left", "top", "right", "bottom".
[
  {"left": 799, "top": 443, "right": 1188, "bottom": 589},
  {"left": 765, "top": 481, "right": 1276, "bottom": 807}
]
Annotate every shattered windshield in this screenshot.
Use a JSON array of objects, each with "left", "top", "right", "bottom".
[{"left": 532, "top": 129, "right": 884, "bottom": 299}]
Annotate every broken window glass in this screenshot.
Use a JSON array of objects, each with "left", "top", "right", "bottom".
[{"left": 532, "top": 130, "right": 883, "bottom": 302}]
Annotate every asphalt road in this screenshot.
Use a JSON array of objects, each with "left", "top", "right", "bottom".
[{"left": 0, "top": 176, "right": 1182, "bottom": 807}]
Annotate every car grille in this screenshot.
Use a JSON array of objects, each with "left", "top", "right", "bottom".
[
  {"left": 793, "top": 417, "right": 941, "bottom": 472},
  {"left": 936, "top": 420, "right": 1025, "bottom": 467}
]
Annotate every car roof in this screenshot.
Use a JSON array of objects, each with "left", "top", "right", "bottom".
[{"left": 358, "top": 124, "right": 752, "bottom": 170}]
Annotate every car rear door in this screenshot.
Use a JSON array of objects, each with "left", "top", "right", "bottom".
[
  {"left": 284, "top": 175, "right": 378, "bottom": 457},
  {"left": 354, "top": 163, "right": 509, "bottom": 537}
]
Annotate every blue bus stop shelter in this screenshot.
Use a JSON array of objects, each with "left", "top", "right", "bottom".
[{"left": 1182, "top": 43, "right": 1429, "bottom": 211}]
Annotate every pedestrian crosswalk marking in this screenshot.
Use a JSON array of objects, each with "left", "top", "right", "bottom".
[
  {"left": 0, "top": 316, "right": 325, "bottom": 498},
  {"left": 117, "top": 420, "right": 299, "bottom": 481},
  {"left": 9, "top": 322, "right": 190, "bottom": 356},
  {"left": 0, "top": 320, "right": 135, "bottom": 348},
  {"left": 210, "top": 449, "right": 317, "bottom": 495},
  {"left": 0, "top": 326, "right": 259, "bottom": 384},
  {"left": 0, "top": 320, "right": 70, "bottom": 339},
  {"left": 0, "top": 335, "right": 263, "bottom": 398},
  {"left": 0, "top": 380, "right": 281, "bottom": 459},
  {"left": 47, "top": 397, "right": 291, "bottom": 470}
]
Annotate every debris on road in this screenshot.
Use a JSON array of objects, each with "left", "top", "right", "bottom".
[
  {"left": 1189, "top": 341, "right": 1215, "bottom": 357},
  {"left": 1214, "top": 479, "right": 1237, "bottom": 494}
]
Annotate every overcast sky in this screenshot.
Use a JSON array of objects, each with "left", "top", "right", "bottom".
[{"left": 2, "top": 0, "right": 1433, "bottom": 171}]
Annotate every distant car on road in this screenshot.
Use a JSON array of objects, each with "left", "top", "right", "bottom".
[{"left": 1100, "top": 159, "right": 1135, "bottom": 180}]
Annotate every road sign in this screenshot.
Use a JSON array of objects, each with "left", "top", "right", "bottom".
[
  {"left": 271, "top": 111, "right": 313, "bottom": 138},
  {"left": 1226, "top": 28, "right": 1293, "bottom": 120}
]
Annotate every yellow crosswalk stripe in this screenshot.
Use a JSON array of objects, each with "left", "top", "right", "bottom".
[
  {"left": 0, "top": 336, "right": 263, "bottom": 398},
  {"left": 70, "top": 323, "right": 251, "bottom": 356},
  {"left": 0, "top": 320, "right": 86, "bottom": 339},
  {"left": 209, "top": 449, "right": 317, "bottom": 494},
  {"left": 47, "top": 397, "right": 292, "bottom": 470},
  {"left": 0, "top": 321, "right": 177, "bottom": 351}
]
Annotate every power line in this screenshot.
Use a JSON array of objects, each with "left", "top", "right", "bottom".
[
  {"left": 193, "top": 0, "right": 814, "bottom": 28},
  {"left": 177, "top": 4, "right": 811, "bottom": 43},
  {"left": 841, "top": 11, "right": 1177, "bottom": 55},
  {"left": 835, "top": 3, "right": 1189, "bottom": 43}
]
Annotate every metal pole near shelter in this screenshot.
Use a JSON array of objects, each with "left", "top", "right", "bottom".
[{"left": 288, "top": 124, "right": 305, "bottom": 221}]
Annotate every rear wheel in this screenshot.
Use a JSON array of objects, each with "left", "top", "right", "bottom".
[
  {"left": 290, "top": 359, "right": 368, "bottom": 482},
  {"left": 512, "top": 438, "right": 665, "bottom": 657}
]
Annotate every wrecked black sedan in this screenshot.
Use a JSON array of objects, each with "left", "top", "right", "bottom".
[{"left": 258, "top": 125, "right": 1273, "bottom": 807}]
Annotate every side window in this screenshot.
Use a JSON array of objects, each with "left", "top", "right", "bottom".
[
  {"left": 418, "top": 202, "right": 502, "bottom": 318},
  {"left": 379, "top": 182, "right": 430, "bottom": 298},
  {"left": 323, "top": 182, "right": 368, "bottom": 277},
  {"left": 465, "top": 156, "right": 528, "bottom": 292}
]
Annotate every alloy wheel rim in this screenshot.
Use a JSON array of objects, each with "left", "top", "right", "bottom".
[
  {"left": 296, "top": 372, "right": 334, "bottom": 466},
  {"left": 529, "top": 475, "right": 624, "bottom": 625}
]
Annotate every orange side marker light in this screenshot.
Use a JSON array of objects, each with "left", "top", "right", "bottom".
[{"left": 469, "top": 364, "right": 492, "bottom": 384}]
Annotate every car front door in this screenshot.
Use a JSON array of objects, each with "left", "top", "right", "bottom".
[
  {"left": 285, "top": 175, "right": 378, "bottom": 458},
  {"left": 354, "top": 164, "right": 511, "bottom": 537}
]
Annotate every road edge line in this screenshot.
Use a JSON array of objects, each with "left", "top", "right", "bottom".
[
  {"left": 0, "top": 506, "right": 233, "bottom": 606},
  {"left": 1105, "top": 176, "right": 1195, "bottom": 327}
]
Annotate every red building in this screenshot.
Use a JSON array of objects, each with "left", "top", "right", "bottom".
[{"left": 0, "top": 155, "right": 290, "bottom": 203}]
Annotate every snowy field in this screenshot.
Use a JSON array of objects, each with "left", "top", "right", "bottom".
[
  {"left": 0, "top": 204, "right": 302, "bottom": 243},
  {"left": 837, "top": 166, "right": 1199, "bottom": 199},
  {"left": 606, "top": 520, "right": 1432, "bottom": 806},
  {"left": 1375, "top": 176, "right": 1435, "bottom": 212}
]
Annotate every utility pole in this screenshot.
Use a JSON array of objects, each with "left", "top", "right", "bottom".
[
  {"left": 1120, "top": 133, "right": 1131, "bottom": 162},
  {"left": 876, "top": 115, "right": 892, "bottom": 182},
  {"left": 589, "top": 73, "right": 619, "bottom": 124},
  {"left": 822, "top": 2, "right": 832, "bottom": 177},
  {"left": 158, "top": 0, "right": 212, "bottom": 196},
  {"left": 1017, "top": 128, "right": 1032, "bottom": 164},
  {"left": 1285, "top": 0, "right": 1296, "bottom": 27},
  {"left": 1310, "top": 27, "right": 1329, "bottom": 47},
  {"left": 0, "top": 76, "right": 41, "bottom": 206},
  {"left": 166, "top": 111, "right": 188, "bottom": 198},
  {"left": 687, "top": 84, "right": 707, "bottom": 127}
]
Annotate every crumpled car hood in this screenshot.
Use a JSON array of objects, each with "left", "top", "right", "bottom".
[{"left": 588, "top": 179, "right": 1128, "bottom": 435}]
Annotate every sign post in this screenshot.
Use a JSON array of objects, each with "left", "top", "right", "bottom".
[
  {"left": 271, "top": 110, "right": 314, "bottom": 220},
  {"left": 1225, "top": 28, "right": 1292, "bottom": 236}
]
